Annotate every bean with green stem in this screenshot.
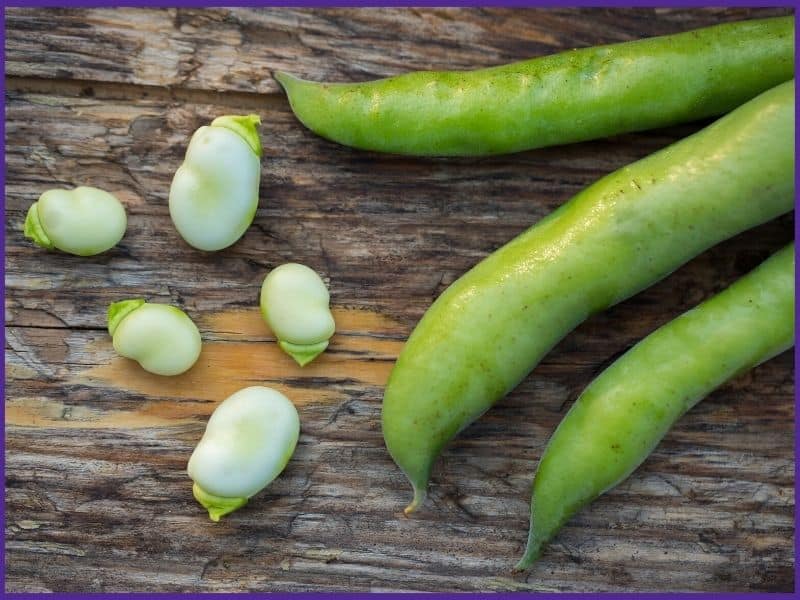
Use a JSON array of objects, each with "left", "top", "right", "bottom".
[
  {"left": 516, "top": 243, "right": 795, "bottom": 569},
  {"left": 107, "top": 299, "right": 202, "bottom": 376},
  {"left": 24, "top": 186, "right": 127, "bottom": 256},
  {"left": 169, "top": 114, "right": 262, "bottom": 251},
  {"left": 277, "top": 16, "right": 793, "bottom": 157},
  {"left": 382, "top": 81, "right": 795, "bottom": 514},
  {"left": 260, "top": 263, "right": 336, "bottom": 366},
  {"left": 187, "top": 386, "right": 300, "bottom": 521}
]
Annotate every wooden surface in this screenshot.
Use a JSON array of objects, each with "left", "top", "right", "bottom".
[{"left": 4, "top": 7, "right": 795, "bottom": 593}]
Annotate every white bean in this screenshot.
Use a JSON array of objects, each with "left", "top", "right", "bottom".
[
  {"left": 187, "top": 386, "right": 300, "bottom": 521},
  {"left": 169, "top": 114, "right": 262, "bottom": 251},
  {"left": 107, "top": 299, "right": 202, "bottom": 376},
  {"left": 24, "top": 186, "right": 127, "bottom": 256},
  {"left": 260, "top": 263, "right": 335, "bottom": 366}
]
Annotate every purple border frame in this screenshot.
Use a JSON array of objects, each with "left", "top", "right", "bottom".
[
  {"left": 2, "top": 1, "right": 6, "bottom": 595},
  {"left": 1, "top": 1, "right": 797, "bottom": 7},
  {"left": 1, "top": 1, "right": 797, "bottom": 596},
  {"left": 2, "top": 4, "right": 10, "bottom": 598}
]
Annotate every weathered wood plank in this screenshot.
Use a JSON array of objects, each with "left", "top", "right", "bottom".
[
  {"left": 5, "top": 7, "right": 792, "bottom": 94},
  {"left": 5, "top": 6, "right": 795, "bottom": 593},
  {"left": 5, "top": 325, "right": 794, "bottom": 592}
]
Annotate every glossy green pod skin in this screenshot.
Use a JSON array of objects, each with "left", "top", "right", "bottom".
[
  {"left": 382, "top": 81, "right": 795, "bottom": 513},
  {"left": 277, "top": 17, "right": 793, "bottom": 157},
  {"left": 517, "top": 243, "right": 795, "bottom": 570}
]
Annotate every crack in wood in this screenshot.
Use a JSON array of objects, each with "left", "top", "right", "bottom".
[{"left": 5, "top": 76, "right": 287, "bottom": 110}]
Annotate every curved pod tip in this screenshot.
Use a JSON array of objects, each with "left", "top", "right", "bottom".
[
  {"left": 403, "top": 485, "right": 427, "bottom": 516},
  {"left": 274, "top": 70, "right": 301, "bottom": 89},
  {"left": 513, "top": 528, "right": 544, "bottom": 572},
  {"left": 273, "top": 72, "right": 317, "bottom": 133}
]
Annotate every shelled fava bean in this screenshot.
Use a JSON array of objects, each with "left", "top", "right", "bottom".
[
  {"left": 24, "top": 186, "right": 127, "bottom": 256},
  {"left": 107, "top": 299, "right": 202, "bottom": 376},
  {"left": 187, "top": 386, "right": 300, "bottom": 521},
  {"left": 169, "top": 114, "right": 262, "bottom": 251},
  {"left": 260, "top": 263, "right": 336, "bottom": 366}
]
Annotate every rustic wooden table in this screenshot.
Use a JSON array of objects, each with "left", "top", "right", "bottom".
[{"left": 4, "top": 7, "right": 794, "bottom": 593}]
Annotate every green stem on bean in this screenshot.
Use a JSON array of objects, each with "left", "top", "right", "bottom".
[
  {"left": 278, "top": 340, "right": 330, "bottom": 367},
  {"left": 211, "top": 114, "right": 263, "bottom": 157},
  {"left": 192, "top": 483, "right": 248, "bottom": 523},
  {"left": 23, "top": 203, "right": 54, "bottom": 249},
  {"left": 107, "top": 298, "right": 146, "bottom": 336}
]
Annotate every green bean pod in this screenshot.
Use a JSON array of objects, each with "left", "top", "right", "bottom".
[
  {"left": 382, "top": 81, "right": 795, "bottom": 514},
  {"left": 277, "top": 17, "right": 793, "bottom": 156},
  {"left": 517, "top": 243, "right": 795, "bottom": 570}
]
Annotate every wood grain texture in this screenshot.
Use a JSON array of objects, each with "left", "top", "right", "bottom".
[
  {"left": 5, "top": 7, "right": 793, "bottom": 93},
  {"left": 4, "top": 7, "right": 794, "bottom": 593}
]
